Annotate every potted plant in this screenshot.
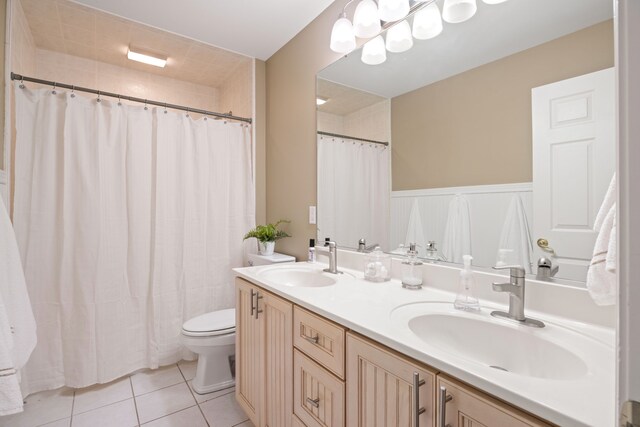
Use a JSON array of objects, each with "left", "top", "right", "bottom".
[{"left": 243, "top": 220, "right": 291, "bottom": 255}]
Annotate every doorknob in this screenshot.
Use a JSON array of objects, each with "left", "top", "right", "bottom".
[{"left": 537, "top": 238, "right": 556, "bottom": 256}]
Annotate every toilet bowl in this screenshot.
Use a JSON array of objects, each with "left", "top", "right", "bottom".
[{"left": 181, "top": 308, "right": 236, "bottom": 394}]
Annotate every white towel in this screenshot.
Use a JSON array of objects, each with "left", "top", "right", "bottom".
[
  {"left": 405, "top": 198, "right": 427, "bottom": 257},
  {"left": 587, "top": 174, "right": 617, "bottom": 306},
  {"left": 442, "top": 195, "right": 471, "bottom": 264},
  {"left": 496, "top": 195, "right": 533, "bottom": 273},
  {"left": 0, "top": 197, "right": 37, "bottom": 414}
]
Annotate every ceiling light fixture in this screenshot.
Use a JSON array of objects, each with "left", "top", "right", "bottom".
[
  {"left": 385, "top": 20, "right": 413, "bottom": 53},
  {"left": 378, "top": 0, "right": 411, "bottom": 22},
  {"left": 353, "top": 0, "right": 381, "bottom": 38},
  {"left": 127, "top": 47, "right": 167, "bottom": 68},
  {"left": 412, "top": 2, "right": 443, "bottom": 40},
  {"left": 361, "top": 35, "right": 387, "bottom": 65},
  {"left": 442, "top": 0, "right": 478, "bottom": 23},
  {"left": 330, "top": 11, "right": 357, "bottom": 53},
  {"left": 316, "top": 97, "right": 329, "bottom": 106}
]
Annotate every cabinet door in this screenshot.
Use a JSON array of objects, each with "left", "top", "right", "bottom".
[
  {"left": 262, "top": 291, "right": 293, "bottom": 427},
  {"left": 346, "top": 333, "right": 436, "bottom": 427},
  {"left": 294, "top": 349, "right": 345, "bottom": 427},
  {"left": 437, "top": 376, "right": 552, "bottom": 427},
  {"left": 236, "top": 278, "right": 261, "bottom": 426}
]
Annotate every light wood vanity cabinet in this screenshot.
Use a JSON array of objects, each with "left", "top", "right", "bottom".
[
  {"left": 235, "top": 278, "right": 293, "bottom": 427},
  {"left": 235, "top": 278, "right": 554, "bottom": 427},
  {"left": 437, "top": 376, "right": 553, "bottom": 427},
  {"left": 346, "top": 333, "right": 436, "bottom": 427}
]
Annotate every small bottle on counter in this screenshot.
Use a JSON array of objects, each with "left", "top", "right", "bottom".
[
  {"left": 308, "top": 239, "right": 316, "bottom": 263},
  {"left": 454, "top": 255, "right": 480, "bottom": 311},
  {"left": 364, "top": 246, "right": 391, "bottom": 282},
  {"left": 401, "top": 243, "right": 423, "bottom": 290}
]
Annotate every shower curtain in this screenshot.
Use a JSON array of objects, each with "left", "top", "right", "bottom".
[
  {"left": 12, "top": 84, "right": 255, "bottom": 395},
  {"left": 317, "top": 134, "right": 390, "bottom": 250}
]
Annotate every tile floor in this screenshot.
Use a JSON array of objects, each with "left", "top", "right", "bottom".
[{"left": 0, "top": 361, "right": 253, "bottom": 427}]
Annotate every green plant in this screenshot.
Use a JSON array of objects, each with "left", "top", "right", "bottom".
[{"left": 243, "top": 220, "right": 291, "bottom": 243}]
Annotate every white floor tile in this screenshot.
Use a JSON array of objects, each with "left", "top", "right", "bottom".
[
  {"left": 141, "top": 405, "right": 206, "bottom": 427},
  {"left": 131, "top": 365, "right": 184, "bottom": 396},
  {"left": 135, "top": 382, "right": 196, "bottom": 424},
  {"left": 177, "top": 360, "right": 197, "bottom": 381},
  {"left": 188, "top": 381, "right": 235, "bottom": 404},
  {"left": 71, "top": 398, "right": 138, "bottom": 427},
  {"left": 73, "top": 377, "right": 133, "bottom": 415},
  {"left": 199, "top": 392, "right": 248, "bottom": 427},
  {"left": 0, "top": 387, "right": 74, "bottom": 427},
  {"left": 41, "top": 418, "right": 71, "bottom": 427}
]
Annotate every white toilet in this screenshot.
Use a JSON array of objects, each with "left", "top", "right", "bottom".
[{"left": 181, "top": 308, "right": 236, "bottom": 394}]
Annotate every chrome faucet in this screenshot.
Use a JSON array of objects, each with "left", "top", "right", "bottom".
[
  {"left": 323, "top": 241, "right": 343, "bottom": 275},
  {"left": 357, "top": 238, "right": 378, "bottom": 253},
  {"left": 491, "top": 265, "right": 544, "bottom": 328},
  {"left": 536, "top": 257, "right": 559, "bottom": 280}
]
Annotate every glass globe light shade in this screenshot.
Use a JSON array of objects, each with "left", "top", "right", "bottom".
[
  {"left": 361, "top": 35, "right": 387, "bottom": 65},
  {"left": 442, "top": 0, "right": 477, "bottom": 23},
  {"left": 354, "top": 0, "right": 382, "bottom": 38}
]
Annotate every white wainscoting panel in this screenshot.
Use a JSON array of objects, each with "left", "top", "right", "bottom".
[{"left": 391, "top": 183, "right": 533, "bottom": 268}]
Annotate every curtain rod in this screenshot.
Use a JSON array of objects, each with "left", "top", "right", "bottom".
[
  {"left": 11, "top": 72, "right": 252, "bottom": 124},
  {"left": 317, "top": 131, "right": 388, "bottom": 146}
]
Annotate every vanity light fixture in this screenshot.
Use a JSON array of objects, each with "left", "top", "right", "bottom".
[
  {"left": 330, "top": 11, "right": 357, "bottom": 53},
  {"left": 316, "top": 97, "right": 329, "bottom": 106},
  {"left": 353, "top": 0, "right": 381, "bottom": 38},
  {"left": 385, "top": 20, "right": 414, "bottom": 53},
  {"left": 127, "top": 47, "right": 167, "bottom": 68},
  {"left": 442, "top": 0, "right": 477, "bottom": 23},
  {"left": 412, "top": 2, "right": 443, "bottom": 40},
  {"left": 378, "top": 0, "right": 411, "bottom": 22},
  {"left": 361, "top": 35, "right": 387, "bottom": 65}
]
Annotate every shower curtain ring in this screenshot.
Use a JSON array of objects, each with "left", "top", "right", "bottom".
[
  {"left": 144, "top": 99, "right": 148, "bottom": 111},
  {"left": 52, "top": 82, "right": 57, "bottom": 95},
  {"left": 186, "top": 107, "right": 190, "bottom": 118},
  {"left": 117, "top": 95, "right": 122, "bottom": 106},
  {"left": 70, "top": 85, "right": 75, "bottom": 98},
  {"left": 19, "top": 77, "right": 25, "bottom": 89},
  {"left": 164, "top": 103, "right": 168, "bottom": 114},
  {"left": 97, "top": 91, "right": 101, "bottom": 103}
]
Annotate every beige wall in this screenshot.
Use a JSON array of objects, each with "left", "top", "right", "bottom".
[
  {"left": 265, "top": 0, "right": 353, "bottom": 260},
  {"left": 391, "top": 20, "right": 614, "bottom": 191},
  {"left": 317, "top": 99, "right": 391, "bottom": 143},
  {"left": 255, "top": 59, "right": 266, "bottom": 225}
]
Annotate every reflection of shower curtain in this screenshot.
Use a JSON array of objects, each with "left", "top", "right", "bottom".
[
  {"left": 13, "top": 85, "right": 255, "bottom": 395},
  {"left": 317, "top": 135, "right": 389, "bottom": 249}
]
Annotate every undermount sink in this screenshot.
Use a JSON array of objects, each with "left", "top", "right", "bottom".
[
  {"left": 391, "top": 303, "right": 606, "bottom": 381},
  {"left": 258, "top": 266, "right": 337, "bottom": 287}
]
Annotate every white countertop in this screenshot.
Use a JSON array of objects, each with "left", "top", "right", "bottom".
[{"left": 233, "top": 260, "right": 615, "bottom": 427}]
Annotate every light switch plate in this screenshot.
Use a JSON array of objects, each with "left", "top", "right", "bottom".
[{"left": 309, "top": 206, "right": 316, "bottom": 224}]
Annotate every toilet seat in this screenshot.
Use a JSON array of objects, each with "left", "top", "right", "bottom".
[{"left": 182, "top": 308, "right": 235, "bottom": 337}]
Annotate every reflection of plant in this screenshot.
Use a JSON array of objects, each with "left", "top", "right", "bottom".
[{"left": 243, "top": 220, "right": 291, "bottom": 243}]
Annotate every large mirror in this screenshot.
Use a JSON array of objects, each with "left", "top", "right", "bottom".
[{"left": 316, "top": 0, "right": 614, "bottom": 284}]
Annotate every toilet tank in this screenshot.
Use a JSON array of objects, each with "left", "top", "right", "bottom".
[{"left": 246, "top": 252, "right": 296, "bottom": 266}]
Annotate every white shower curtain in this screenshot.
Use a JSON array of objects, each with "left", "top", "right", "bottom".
[
  {"left": 13, "top": 84, "right": 254, "bottom": 395},
  {"left": 317, "top": 135, "right": 390, "bottom": 250}
]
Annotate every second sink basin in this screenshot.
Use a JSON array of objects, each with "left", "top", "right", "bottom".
[
  {"left": 258, "top": 266, "right": 337, "bottom": 287},
  {"left": 391, "top": 303, "right": 609, "bottom": 381}
]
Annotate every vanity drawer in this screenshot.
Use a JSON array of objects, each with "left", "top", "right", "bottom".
[
  {"left": 293, "top": 306, "right": 346, "bottom": 379},
  {"left": 294, "top": 349, "right": 345, "bottom": 427}
]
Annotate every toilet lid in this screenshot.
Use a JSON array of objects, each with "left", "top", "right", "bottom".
[{"left": 182, "top": 308, "right": 235, "bottom": 336}]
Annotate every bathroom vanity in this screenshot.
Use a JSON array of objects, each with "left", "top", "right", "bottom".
[{"left": 233, "top": 252, "right": 614, "bottom": 427}]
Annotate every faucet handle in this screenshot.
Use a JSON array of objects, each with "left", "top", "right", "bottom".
[{"left": 493, "top": 265, "right": 525, "bottom": 278}]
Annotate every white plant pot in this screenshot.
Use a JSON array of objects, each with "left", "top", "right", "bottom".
[{"left": 259, "top": 241, "right": 275, "bottom": 256}]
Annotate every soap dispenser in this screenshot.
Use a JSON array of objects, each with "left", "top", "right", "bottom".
[
  {"left": 401, "top": 243, "right": 423, "bottom": 290},
  {"left": 454, "top": 255, "right": 480, "bottom": 311}
]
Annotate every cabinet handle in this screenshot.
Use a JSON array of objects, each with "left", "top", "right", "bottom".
[
  {"left": 255, "top": 293, "right": 263, "bottom": 319},
  {"left": 306, "top": 397, "right": 320, "bottom": 408},
  {"left": 413, "top": 372, "right": 426, "bottom": 427},
  {"left": 250, "top": 289, "right": 256, "bottom": 317},
  {"left": 438, "top": 385, "right": 453, "bottom": 427},
  {"left": 304, "top": 334, "right": 319, "bottom": 344}
]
